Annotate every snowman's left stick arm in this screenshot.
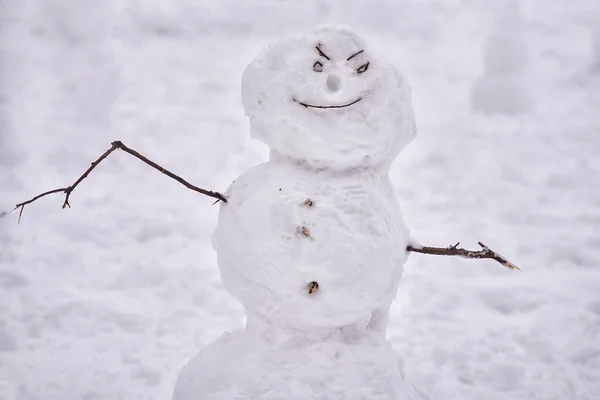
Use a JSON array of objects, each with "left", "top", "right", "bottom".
[
  {"left": 406, "top": 242, "right": 520, "bottom": 271},
  {"left": 12, "top": 140, "right": 227, "bottom": 223}
]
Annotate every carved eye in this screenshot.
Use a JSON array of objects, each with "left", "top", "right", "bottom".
[
  {"left": 356, "top": 62, "right": 370, "bottom": 74},
  {"left": 313, "top": 61, "right": 324, "bottom": 72}
]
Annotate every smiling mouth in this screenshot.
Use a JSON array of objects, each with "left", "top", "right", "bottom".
[{"left": 293, "top": 97, "right": 362, "bottom": 109}]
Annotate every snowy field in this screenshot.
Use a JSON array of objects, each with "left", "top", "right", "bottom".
[{"left": 1, "top": 0, "right": 599, "bottom": 399}]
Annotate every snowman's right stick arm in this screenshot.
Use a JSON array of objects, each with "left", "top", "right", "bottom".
[
  {"left": 406, "top": 242, "right": 520, "bottom": 271},
  {"left": 12, "top": 140, "right": 227, "bottom": 223}
]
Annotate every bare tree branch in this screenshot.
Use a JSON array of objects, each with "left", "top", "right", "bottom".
[
  {"left": 13, "top": 140, "right": 226, "bottom": 223},
  {"left": 407, "top": 241, "right": 520, "bottom": 271}
]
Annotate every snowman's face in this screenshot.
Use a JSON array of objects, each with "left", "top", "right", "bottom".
[
  {"left": 242, "top": 25, "right": 416, "bottom": 170},
  {"left": 291, "top": 42, "right": 369, "bottom": 110}
]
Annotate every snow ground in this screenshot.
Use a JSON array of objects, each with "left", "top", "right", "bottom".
[{"left": 1, "top": 0, "right": 599, "bottom": 399}]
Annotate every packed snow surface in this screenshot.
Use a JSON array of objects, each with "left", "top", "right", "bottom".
[
  {"left": 1, "top": 1, "right": 600, "bottom": 400},
  {"left": 175, "top": 325, "right": 425, "bottom": 400}
]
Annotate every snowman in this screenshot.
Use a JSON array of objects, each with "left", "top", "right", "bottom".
[
  {"left": 173, "top": 25, "right": 426, "bottom": 400},
  {"left": 470, "top": 1, "right": 533, "bottom": 115}
]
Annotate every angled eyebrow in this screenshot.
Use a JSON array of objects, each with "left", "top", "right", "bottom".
[
  {"left": 346, "top": 49, "right": 364, "bottom": 61},
  {"left": 315, "top": 44, "right": 331, "bottom": 60}
]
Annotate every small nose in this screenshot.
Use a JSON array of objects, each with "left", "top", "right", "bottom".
[{"left": 326, "top": 74, "right": 341, "bottom": 92}]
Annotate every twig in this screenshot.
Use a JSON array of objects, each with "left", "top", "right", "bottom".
[
  {"left": 13, "top": 140, "right": 226, "bottom": 223},
  {"left": 315, "top": 44, "right": 331, "bottom": 60},
  {"left": 407, "top": 241, "right": 520, "bottom": 271}
]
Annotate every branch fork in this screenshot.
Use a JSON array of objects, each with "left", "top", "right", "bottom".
[
  {"left": 407, "top": 241, "right": 520, "bottom": 271},
  {"left": 13, "top": 140, "right": 226, "bottom": 223}
]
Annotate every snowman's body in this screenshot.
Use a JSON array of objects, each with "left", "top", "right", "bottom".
[
  {"left": 174, "top": 25, "right": 425, "bottom": 399},
  {"left": 174, "top": 322, "right": 418, "bottom": 400},
  {"left": 215, "top": 158, "right": 409, "bottom": 330}
]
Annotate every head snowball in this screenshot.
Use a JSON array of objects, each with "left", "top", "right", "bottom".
[{"left": 242, "top": 25, "right": 417, "bottom": 170}]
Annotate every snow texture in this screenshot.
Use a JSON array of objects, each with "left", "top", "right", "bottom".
[
  {"left": 175, "top": 326, "right": 425, "bottom": 400},
  {"left": 1, "top": 0, "right": 600, "bottom": 400}
]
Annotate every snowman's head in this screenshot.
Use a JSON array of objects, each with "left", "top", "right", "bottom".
[{"left": 242, "top": 25, "right": 416, "bottom": 170}]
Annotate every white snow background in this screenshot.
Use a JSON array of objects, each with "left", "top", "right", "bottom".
[{"left": 1, "top": 0, "right": 599, "bottom": 399}]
